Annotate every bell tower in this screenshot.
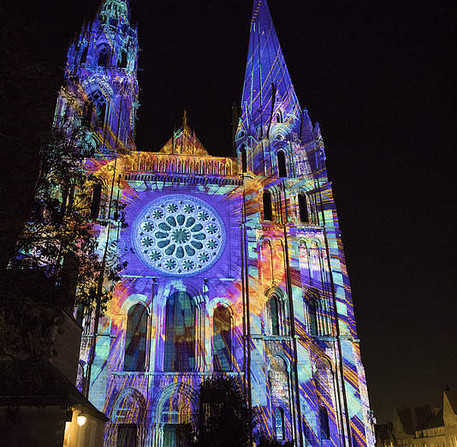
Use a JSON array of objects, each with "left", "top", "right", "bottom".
[
  {"left": 236, "top": 1, "right": 375, "bottom": 446},
  {"left": 54, "top": 0, "right": 139, "bottom": 158}
]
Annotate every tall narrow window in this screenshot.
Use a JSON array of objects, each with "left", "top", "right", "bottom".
[
  {"left": 320, "top": 406, "right": 330, "bottom": 439},
  {"left": 315, "top": 358, "right": 334, "bottom": 441},
  {"left": 263, "top": 190, "right": 273, "bottom": 221},
  {"left": 241, "top": 145, "right": 247, "bottom": 172},
  {"left": 274, "top": 407, "right": 285, "bottom": 441},
  {"left": 213, "top": 306, "right": 232, "bottom": 372},
  {"left": 119, "top": 51, "right": 128, "bottom": 68},
  {"left": 268, "top": 296, "right": 280, "bottom": 335},
  {"left": 298, "top": 194, "right": 309, "bottom": 223},
  {"left": 309, "top": 299, "right": 318, "bottom": 336},
  {"left": 164, "top": 292, "right": 196, "bottom": 372},
  {"left": 95, "top": 101, "right": 107, "bottom": 127},
  {"left": 124, "top": 304, "right": 147, "bottom": 372},
  {"left": 117, "top": 424, "right": 137, "bottom": 447},
  {"left": 98, "top": 48, "right": 110, "bottom": 66},
  {"left": 90, "top": 183, "right": 102, "bottom": 219},
  {"left": 277, "top": 150, "right": 287, "bottom": 177}
]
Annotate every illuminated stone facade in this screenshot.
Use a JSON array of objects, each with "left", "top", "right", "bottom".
[{"left": 55, "top": 0, "right": 375, "bottom": 446}]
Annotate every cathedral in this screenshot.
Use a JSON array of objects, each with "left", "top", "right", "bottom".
[{"left": 53, "top": 0, "right": 375, "bottom": 446}]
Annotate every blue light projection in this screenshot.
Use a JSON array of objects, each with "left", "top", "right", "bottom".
[
  {"left": 132, "top": 195, "right": 226, "bottom": 276},
  {"left": 54, "top": 0, "right": 377, "bottom": 446}
]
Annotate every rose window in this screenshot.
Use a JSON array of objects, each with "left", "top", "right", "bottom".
[{"left": 132, "top": 195, "right": 226, "bottom": 276}]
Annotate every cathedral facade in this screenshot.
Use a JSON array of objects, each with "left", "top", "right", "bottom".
[{"left": 54, "top": 0, "right": 375, "bottom": 446}]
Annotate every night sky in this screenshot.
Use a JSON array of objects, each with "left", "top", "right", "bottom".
[{"left": 4, "top": 0, "right": 456, "bottom": 423}]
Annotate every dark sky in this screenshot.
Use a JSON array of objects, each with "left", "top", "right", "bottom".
[{"left": 6, "top": 0, "right": 457, "bottom": 423}]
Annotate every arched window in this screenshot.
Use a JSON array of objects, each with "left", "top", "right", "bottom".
[
  {"left": 124, "top": 304, "right": 147, "bottom": 372},
  {"left": 160, "top": 391, "right": 193, "bottom": 447},
  {"left": 298, "top": 194, "right": 309, "bottom": 223},
  {"left": 306, "top": 288, "right": 321, "bottom": 336},
  {"left": 90, "top": 183, "right": 102, "bottom": 219},
  {"left": 241, "top": 145, "right": 247, "bottom": 172},
  {"left": 274, "top": 407, "right": 285, "bottom": 441},
  {"left": 276, "top": 111, "right": 283, "bottom": 123},
  {"left": 164, "top": 292, "right": 196, "bottom": 372},
  {"left": 98, "top": 48, "right": 110, "bottom": 67},
  {"left": 213, "top": 306, "right": 232, "bottom": 372},
  {"left": 263, "top": 190, "right": 273, "bottom": 221},
  {"left": 119, "top": 51, "right": 128, "bottom": 68},
  {"left": 113, "top": 390, "right": 145, "bottom": 447},
  {"left": 309, "top": 299, "right": 318, "bottom": 336},
  {"left": 320, "top": 406, "right": 330, "bottom": 439},
  {"left": 268, "top": 295, "right": 280, "bottom": 335},
  {"left": 277, "top": 150, "right": 287, "bottom": 177},
  {"left": 315, "top": 358, "right": 334, "bottom": 441},
  {"left": 88, "top": 90, "right": 107, "bottom": 128}
]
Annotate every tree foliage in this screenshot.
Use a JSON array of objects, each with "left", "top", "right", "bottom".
[
  {"left": 1, "top": 128, "right": 126, "bottom": 361},
  {"left": 190, "top": 375, "right": 254, "bottom": 447},
  {"left": 10, "top": 128, "right": 126, "bottom": 311}
]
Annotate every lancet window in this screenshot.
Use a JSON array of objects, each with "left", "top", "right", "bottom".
[
  {"left": 298, "top": 194, "right": 309, "bottom": 223},
  {"left": 241, "top": 145, "right": 247, "bottom": 172},
  {"left": 164, "top": 292, "right": 196, "bottom": 372},
  {"left": 213, "top": 305, "right": 232, "bottom": 372},
  {"left": 90, "top": 183, "right": 102, "bottom": 219},
  {"left": 308, "top": 298, "right": 318, "bottom": 336},
  {"left": 305, "top": 287, "right": 331, "bottom": 336},
  {"left": 124, "top": 303, "right": 147, "bottom": 372},
  {"left": 268, "top": 295, "right": 280, "bottom": 335},
  {"left": 277, "top": 150, "right": 287, "bottom": 177},
  {"left": 112, "top": 389, "right": 145, "bottom": 447},
  {"left": 315, "top": 358, "right": 334, "bottom": 441},
  {"left": 119, "top": 50, "right": 128, "bottom": 68},
  {"left": 263, "top": 190, "right": 273, "bottom": 221},
  {"left": 266, "top": 293, "right": 287, "bottom": 336}
]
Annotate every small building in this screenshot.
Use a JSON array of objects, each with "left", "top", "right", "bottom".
[{"left": 377, "top": 391, "right": 457, "bottom": 447}]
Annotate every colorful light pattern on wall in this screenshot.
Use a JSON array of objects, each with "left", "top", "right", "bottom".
[
  {"left": 132, "top": 195, "right": 226, "bottom": 276},
  {"left": 54, "top": 0, "right": 376, "bottom": 446}
]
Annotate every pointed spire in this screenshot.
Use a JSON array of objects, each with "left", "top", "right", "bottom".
[
  {"left": 241, "top": 0, "right": 301, "bottom": 138},
  {"left": 301, "top": 108, "right": 314, "bottom": 143},
  {"left": 313, "top": 122, "right": 322, "bottom": 141}
]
